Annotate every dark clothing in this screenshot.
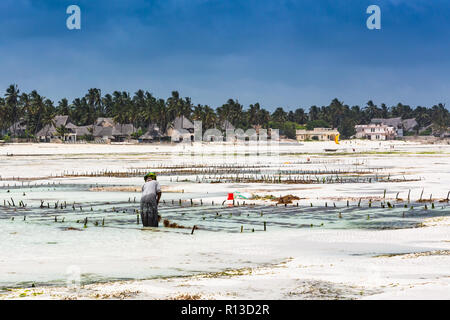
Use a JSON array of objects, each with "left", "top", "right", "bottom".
[{"left": 140, "top": 196, "right": 159, "bottom": 227}]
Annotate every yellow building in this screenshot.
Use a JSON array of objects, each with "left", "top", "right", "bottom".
[{"left": 296, "top": 128, "right": 339, "bottom": 141}]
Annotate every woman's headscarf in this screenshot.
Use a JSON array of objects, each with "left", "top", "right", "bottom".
[{"left": 144, "top": 172, "right": 157, "bottom": 181}]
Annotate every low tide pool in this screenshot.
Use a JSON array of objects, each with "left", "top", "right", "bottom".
[{"left": 1, "top": 183, "right": 449, "bottom": 290}]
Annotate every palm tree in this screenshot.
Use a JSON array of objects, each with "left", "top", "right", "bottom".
[
  {"left": 216, "top": 101, "right": 232, "bottom": 124},
  {"left": 39, "top": 112, "right": 55, "bottom": 139},
  {"left": 247, "top": 103, "right": 260, "bottom": 126},
  {"left": 167, "top": 91, "right": 192, "bottom": 121},
  {"left": 329, "top": 98, "right": 346, "bottom": 128},
  {"left": 217, "top": 99, "right": 243, "bottom": 128},
  {"left": 308, "top": 106, "right": 319, "bottom": 121},
  {"left": 391, "top": 103, "right": 413, "bottom": 119},
  {"left": 29, "top": 90, "right": 46, "bottom": 135},
  {"left": 132, "top": 90, "right": 146, "bottom": 133},
  {"left": 293, "top": 108, "right": 307, "bottom": 124},
  {"left": 414, "top": 106, "right": 431, "bottom": 130},
  {"left": 56, "top": 124, "right": 68, "bottom": 140},
  {"left": 86, "top": 88, "right": 102, "bottom": 126},
  {"left": 192, "top": 104, "right": 205, "bottom": 121},
  {"left": 56, "top": 98, "right": 70, "bottom": 116},
  {"left": 430, "top": 103, "right": 449, "bottom": 135},
  {"left": 364, "top": 100, "right": 381, "bottom": 120},
  {"left": 0, "top": 97, "right": 6, "bottom": 135},
  {"left": 112, "top": 91, "right": 133, "bottom": 136},
  {"left": 257, "top": 109, "right": 270, "bottom": 128},
  {"left": 203, "top": 106, "right": 217, "bottom": 129},
  {"left": 192, "top": 104, "right": 218, "bottom": 132},
  {"left": 19, "top": 93, "right": 31, "bottom": 139},
  {"left": 350, "top": 105, "right": 364, "bottom": 124},
  {"left": 70, "top": 98, "right": 83, "bottom": 125},
  {"left": 102, "top": 94, "right": 114, "bottom": 117},
  {"left": 5, "top": 84, "right": 21, "bottom": 137},
  {"left": 381, "top": 103, "right": 389, "bottom": 118},
  {"left": 271, "top": 107, "right": 288, "bottom": 123},
  {"left": 144, "top": 91, "right": 157, "bottom": 121}
]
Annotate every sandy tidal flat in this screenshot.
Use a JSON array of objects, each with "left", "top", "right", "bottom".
[{"left": 0, "top": 141, "right": 449, "bottom": 299}]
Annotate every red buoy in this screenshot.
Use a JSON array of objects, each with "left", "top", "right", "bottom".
[{"left": 227, "top": 193, "right": 234, "bottom": 200}]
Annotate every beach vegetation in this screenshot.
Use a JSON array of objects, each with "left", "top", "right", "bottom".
[{"left": 0, "top": 86, "right": 449, "bottom": 141}]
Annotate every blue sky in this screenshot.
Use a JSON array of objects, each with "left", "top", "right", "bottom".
[{"left": 1, "top": 0, "right": 449, "bottom": 110}]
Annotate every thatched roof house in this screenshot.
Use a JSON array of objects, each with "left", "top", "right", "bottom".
[
  {"left": 8, "top": 119, "right": 27, "bottom": 136},
  {"left": 139, "top": 123, "right": 163, "bottom": 142},
  {"left": 167, "top": 116, "right": 195, "bottom": 142},
  {"left": 87, "top": 121, "right": 135, "bottom": 142},
  {"left": 36, "top": 116, "right": 136, "bottom": 142},
  {"left": 95, "top": 117, "right": 115, "bottom": 127},
  {"left": 36, "top": 116, "right": 77, "bottom": 142},
  {"left": 222, "top": 120, "right": 235, "bottom": 131}
]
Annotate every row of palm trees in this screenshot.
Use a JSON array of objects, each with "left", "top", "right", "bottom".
[
  {"left": 0, "top": 85, "right": 56, "bottom": 138},
  {"left": 0, "top": 84, "right": 449, "bottom": 140}
]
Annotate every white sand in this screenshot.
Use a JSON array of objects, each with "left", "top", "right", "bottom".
[
  {"left": 1, "top": 141, "right": 449, "bottom": 300},
  {"left": 3, "top": 220, "right": 449, "bottom": 300},
  {"left": 2, "top": 140, "right": 450, "bottom": 205}
]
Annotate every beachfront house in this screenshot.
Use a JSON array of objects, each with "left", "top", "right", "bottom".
[
  {"left": 221, "top": 120, "right": 235, "bottom": 132},
  {"left": 296, "top": 128, "right": 339, "bottom": 141},
  {"left": 95, "top": 117, "right": 115, "bottom": 127},
  {"left": 435, "top": 127, "right": 450, "bottom": 138},
  {"left": 167, "top": 116, "right": 195, "bottom": 142},
  {"left": 444, "top": 128, "right": 450, "bottom": 138},
  {"left": 35, "top": 116, "right": 136, "bottom": 143},
  {"left": 89, "top": 117, "right": 136, "bottom": 142},
  {"left": 355, "top": 124, "right": 397, "bottom": 140},
  {"left": 371, "top": 117, "right": 418, "bottom": 137},
  {"left": 90, "top": 120, "right": 136, "bottom": 143},
  {"left": 111, "top": 123, "right": 136, "bottom": 142},
  {"left": 36, "top": 115, "right": 78, "bottom": 142},
  {"left": 7, "top": 119, "right": 28, "bottom": 137},
  {"left": 139, "top": 123, "right": 164, "bottom": 143},
  {"left": 73, "top": 125, "right": 93, "bottom": 140}
]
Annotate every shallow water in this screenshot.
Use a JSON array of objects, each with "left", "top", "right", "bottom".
[
  {"left": 1, "top": 183, "right": 449, "bottom": 289},
  {"left": 1, "top": 143, "right": 449, "bottom": 291}
]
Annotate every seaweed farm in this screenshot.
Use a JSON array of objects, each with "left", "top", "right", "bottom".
[
  {"left": 2, "top": 183, "right": 449, "bottom": 233},
  {"left": 1, "top": 141, "right": 450, "bottom": 298},
  {"left": 0, "top": 178, "right": 450, "bottom": 288}
]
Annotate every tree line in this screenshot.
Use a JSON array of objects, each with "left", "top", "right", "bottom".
[{"left": 0, "top": 84, "right": 449, "bottom": 140}]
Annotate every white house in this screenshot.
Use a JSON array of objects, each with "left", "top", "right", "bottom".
[
  {"left": 371, "top": 118, "right": 418, "bottom": 137},
  {"left": 355, "top": 124, "right": 396, "bottom": 140}
]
